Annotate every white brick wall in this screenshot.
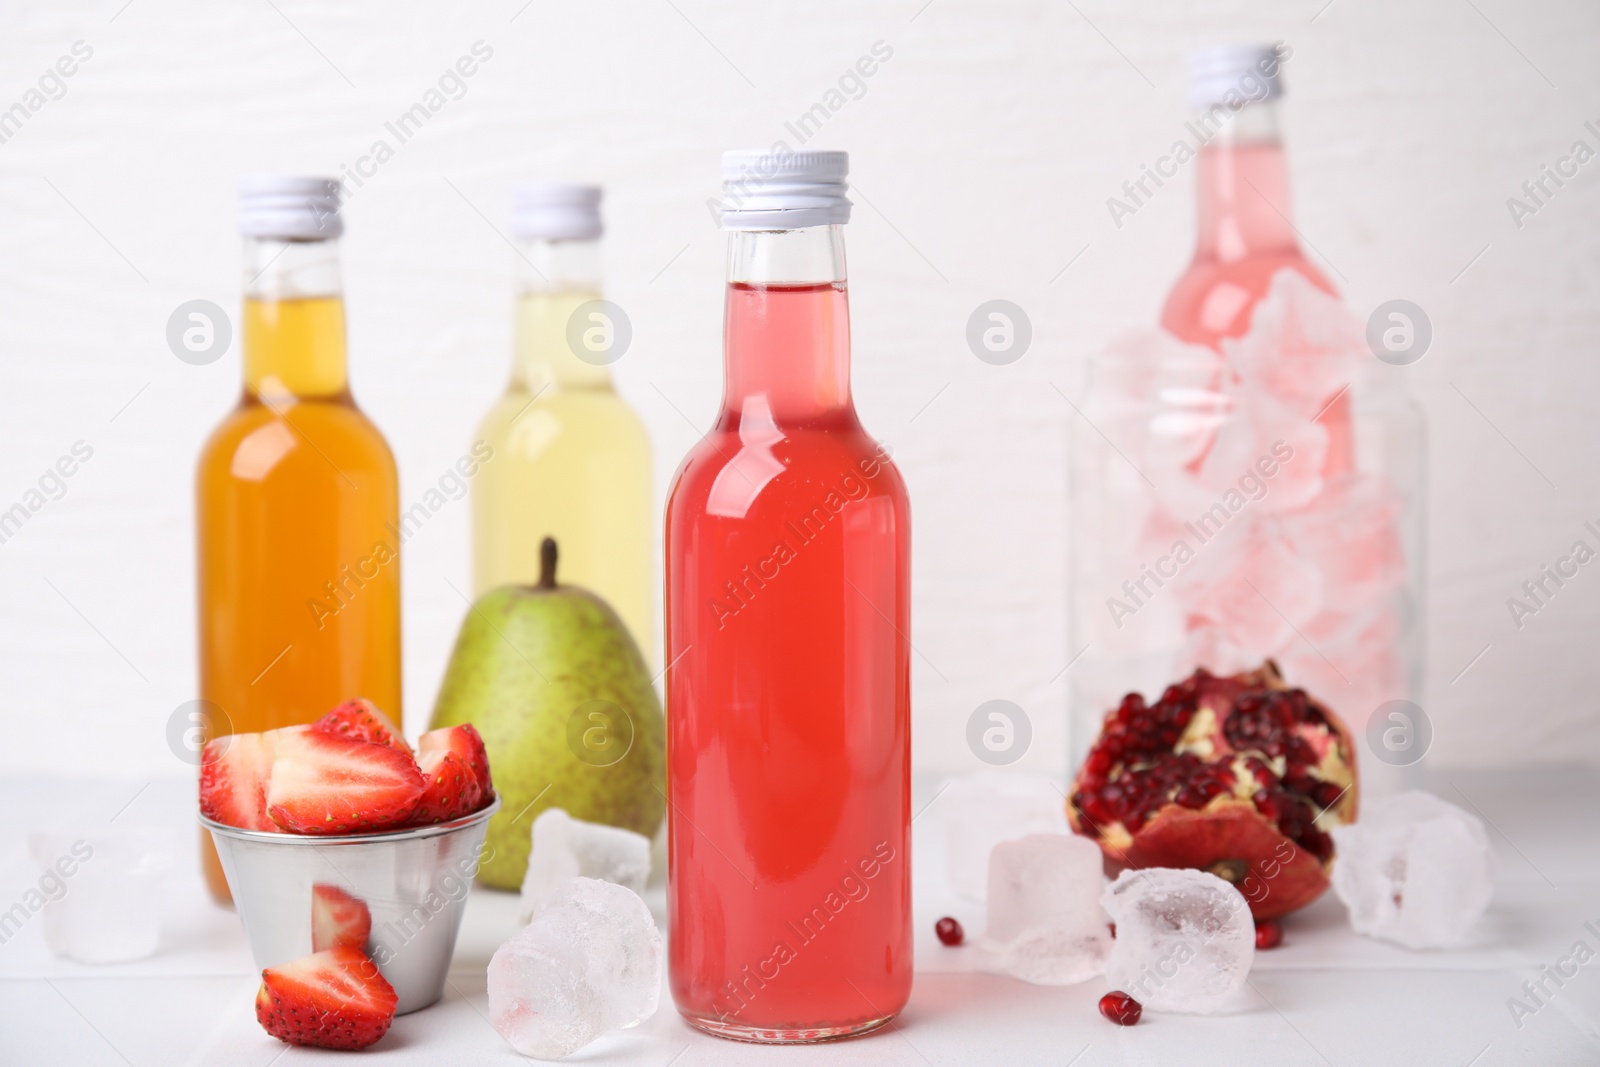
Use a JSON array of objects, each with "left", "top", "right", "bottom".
[{"left": 1, "top": 0, "right": 1596, "bottom": 778}]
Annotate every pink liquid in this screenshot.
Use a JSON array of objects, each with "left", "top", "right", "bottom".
[
  {"left": 1161, "top": 140, "right": 1353, "bottom": 473},
  {"left": 665, "top": 282, "right": 913, "bottom": 1040}
]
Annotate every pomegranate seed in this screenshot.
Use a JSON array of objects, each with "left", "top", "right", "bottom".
[
  {"left": 935, "top": 917, "right": 964, "bottom": 946},
  {"left": 1098, "top": 990, "right": 1142, "bottom": 1026},
  {"left": 1255, "top": 920, "right": 1283, "bottom": 950}
]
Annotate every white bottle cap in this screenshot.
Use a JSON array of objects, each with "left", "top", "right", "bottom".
[
  {"left": 719, "top": 149, "right": 850, "bottom": 230},
  {"left": 238, "top": 176, "right": 343, "bottom": 240},
  {"left": 1187, "top": 44, "right": 1285, "bottom": 111},
  {"left": 512, "top": 184, "right": 602, "bottom": 241}
]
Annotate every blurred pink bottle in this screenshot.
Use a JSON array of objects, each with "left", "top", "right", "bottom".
[
  {"left": 1068, "top": 46, "right": 1427, "bottom": 793},
  {"left": 1160, "top": 43, "right": 1353, "bottom": 475}
]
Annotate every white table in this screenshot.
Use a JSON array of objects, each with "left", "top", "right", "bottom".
[{"left": 2, "top": 770, "right": 1597, "bottom": 1066}]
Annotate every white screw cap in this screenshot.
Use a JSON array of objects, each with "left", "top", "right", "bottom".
[
  {"left": 512, "top": 184, "right": 602, "bottom": 241},
  {"left": 719, "top": 149, "right": 850, "bottom": 230},
  {"left": 238, "top": 176, "right": 343, "bottom": 240},
  {"left": 1188, "top": 43, "right": 1287, "bottom": 111}
]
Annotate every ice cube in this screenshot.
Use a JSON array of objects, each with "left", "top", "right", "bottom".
[
  {"left": 27, "top": 828, "right": 171, "bottom": 965},
  {"left": 980, "top": 833, "right": 1111, "bottom": 984},
  {"left": 1181, "top": 518, "right": 1324, "bottom": 666},
  {"left": 1194, "top": 388, "right": 1329, "bottom": 514},
  {"left": 1221, "top": 269, "right": 1366, "bottom": 422},
  {"left": 1147, "top": 384, "right": 1233, "bottom": 468},
  {"left": 1285, "top": 605, "right": 1406, "bottom": 742},
  {"left": 489, "top": 876, "right": 662, "bottom": 1059},
  {"left": 941, "top": 773, "right": 1070, "bottom": 901},
  {"left": 1329, "top": 791, "right": 1494, "bottom": 948},
  {"left": 1106, "top": 328, "right": 1229, "bottom": 476},
  {"left": 1089, "top": 329, "right": 1222, "bottom": 434},
  {"left": 1101, "top": 867, "right": 1254, "bottom": 1014},
  {"left": 519, "top": 808, "right": 651, "bottom": 923},
  {"left": 1280, "top": 473, "right": 1407, "bottom": 615}
]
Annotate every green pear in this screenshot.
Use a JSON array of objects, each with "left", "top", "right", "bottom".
[{"left": 429, "top": 538, "right": 665, "bottom": 890}]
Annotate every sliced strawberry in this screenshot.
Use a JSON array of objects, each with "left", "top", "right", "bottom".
[
  {"left": 313, "top": 698, "right": 410, "bottom": 754},
  {"left": 408, "top": 750, "right": 483, "bottom": 826},
  {"left": 200, "top": 732, "right": 276, "bottom": 831},
  {"left": 200, "top": 726, "right": 320, "bottom": 831},
  {"left": 254, "top": 945, "right": 397, "bottom": 1050},
  {"left": 418, "top": 724, "right": 493, "bottom": 799},
  {"left": 311, "top": 884, "right": 372, "bottom": 952},
  {"left": 266, "top": 730, "right": 426, "bottom": 835}
]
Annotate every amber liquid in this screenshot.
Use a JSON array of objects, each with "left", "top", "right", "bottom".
[{"left": 196, "top": 296, "right": 402, "bottom": 901}]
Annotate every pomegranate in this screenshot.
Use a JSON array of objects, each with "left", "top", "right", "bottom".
[
  {"left": 1068, "top": 661, "right": 1356, "bottom": 920},
  {"left": 935, "top": 917, "right": 964, "bottom": 946},
  {"left": 1098, "top": 991, "right": 1142, "bottom": 1026}
]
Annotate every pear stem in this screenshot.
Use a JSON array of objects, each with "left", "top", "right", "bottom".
[{"left": 538, "top": 538, "right": 558, "bottom": 589}]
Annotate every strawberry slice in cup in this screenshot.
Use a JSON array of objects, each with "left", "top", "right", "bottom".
[
  {"left": 199, "top": 725, "right": 312, "bottom": 831},
  {"left": 418, "top": 724, "right": 494, "bottom": 800},
  {"left": 200, "top": 732, "right": 277, "bottom": 832},
  {"left": 410, "top": 751, "right": 484, "bottom": 827},
  {"left": 266, "top": 730, "right": 426, "bottom": 835},
  {"left": 312, "top": 698, "right": 410, "bottom": 754}
]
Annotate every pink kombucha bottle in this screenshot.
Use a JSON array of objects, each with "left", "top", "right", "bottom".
[
  {"left": 1162, "top": 43, "right": 1354, "bottom": 473},
  {"left": 664, "top": 150, "right": 913, "bottom": 1042}
]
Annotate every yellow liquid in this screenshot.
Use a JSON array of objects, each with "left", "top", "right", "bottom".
[
  {"left": 473, "top": 290, "right": 654, "bottom": 660},
  {"left": 196, "top": 297, "right": 402, "bottom": 900}
]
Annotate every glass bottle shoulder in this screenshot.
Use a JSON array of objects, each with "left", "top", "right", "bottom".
[
  {"left": 667, "top": 410, "right": 906, "bottom": 526},
  {"left": 476, "top": 382, "right": 651, "bottom": 464},
  {"left": 1160, "top": 251, "right": 1335, "bottom": 347},
  {"left": 197, "top": 393, "right": 396, "bottom": 490}
]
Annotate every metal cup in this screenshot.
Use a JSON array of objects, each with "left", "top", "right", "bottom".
[{"left": 202, "top": 795, "right": 501, "bottom": 1015}]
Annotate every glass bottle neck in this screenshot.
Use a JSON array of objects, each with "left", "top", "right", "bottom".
[
  {"left": 241, "top": 237, "right": 348, "bottom": 401},
  {"left": 1192, "top": 101, "right": 1299, "bottom": 263},
  {"left": 722, "top": 226, "right": 852, "bottom": 423},
  {"left": 512, "top": 238, "right": 610, "bottom": 391}
]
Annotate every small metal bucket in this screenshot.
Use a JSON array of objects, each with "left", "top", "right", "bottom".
[{"left": 202, "top": 796, "right": 500, "bottom": 1015}]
